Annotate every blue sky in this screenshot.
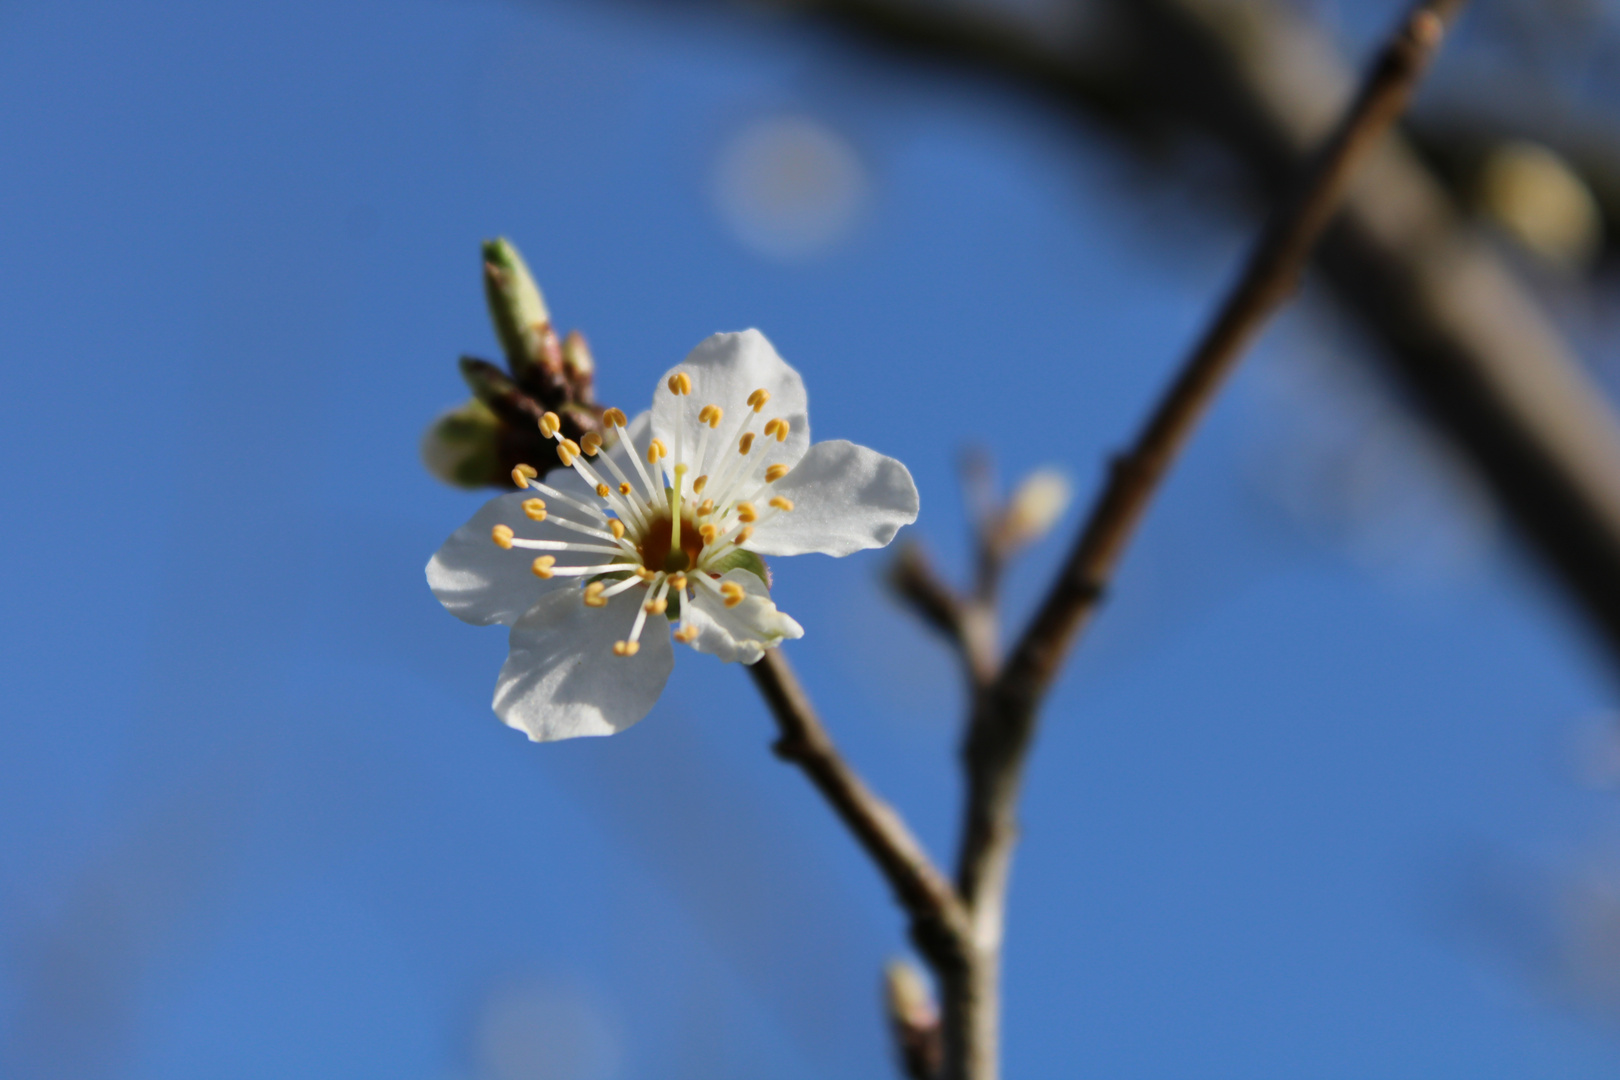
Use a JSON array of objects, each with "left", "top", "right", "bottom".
[{"left": 4, "top": 0, "right": 1620, "bottom": 1076}]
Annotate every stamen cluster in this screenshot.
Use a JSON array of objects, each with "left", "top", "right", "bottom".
[{"left": 495, "top": 372, "right": 797, "bottom": 657}]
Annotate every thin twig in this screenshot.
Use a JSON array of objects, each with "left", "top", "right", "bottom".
[
  {"left": 944, "top": 4, "right": 1468, "bottom": 1079},
  {"left": 747, "top": 650, "right": 973, "bottom": 971},
  {"left": 888, "top": 543, "right": 969, "bottom": 646},
  {"left": 958, "top": 449, "right": 1003, "bottom": 608},
  {"left": 888, "top": 543, "right": 998, "bottom": 690}
]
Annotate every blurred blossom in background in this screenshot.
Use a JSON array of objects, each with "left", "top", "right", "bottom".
[
  {"left": 713, "top": 115, "right": 870, "bottom": 260},
  {"left": 8, "top": 0, "right": 1620, "bottom": 1077},
  {"left": 470, "top": 981, "right": 622, "bottom": 1080}
]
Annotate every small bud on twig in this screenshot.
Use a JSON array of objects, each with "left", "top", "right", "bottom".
[
  {"left": 994, "top": 468, "right": 1072, "bottom": 553},
  {"left": 884, "top": 959, "right": 942, "bottom": 1080},
  {"left": 422, "top": 239, "right": 609, "bottom": 490}
]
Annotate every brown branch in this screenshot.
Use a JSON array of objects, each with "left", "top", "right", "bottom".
[
  {"left": 747, "top": 650, "right": 973, "bottom": 971},
  {"left": 940, "top": 4, "right": 1468, "bottom": 1078},
  {"left": 1130, "top": 0, "right": 1620, "bottom": 662},
  {"left": 722, "top": 0, "right": 1620, "bottom": 667}
]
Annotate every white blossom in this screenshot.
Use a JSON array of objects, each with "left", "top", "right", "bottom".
[{"left": 428, "top": 330, "right": 919, "bottom": 741}]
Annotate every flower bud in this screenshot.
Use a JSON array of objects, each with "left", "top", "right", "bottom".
[
  {"left": 884, "top": 959, "right": 941, "bottom": 1080},
  {"left": 483, "top": 237, "right": 552, "bottom": 378},
  {"left": 421, "top": 399, "right": 502, "bottom": 488},
  {"left": 561, "top": 330, "right": 597, "bottom": 405},
  {"left": 562, "top": 330, "right": 595, "bottom": 384},
  {"left": 999, "top": 468, "right": 1072, "bottom": 550}
]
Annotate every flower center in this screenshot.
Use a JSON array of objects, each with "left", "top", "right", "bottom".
[{"left": 638, "top": 511, "right": 703, "bottom": 573}]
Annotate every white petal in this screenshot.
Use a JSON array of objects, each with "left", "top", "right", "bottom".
[
  {"left": 651, "top": 330, "right": 811, "bottom": 472},
  {"left": 746, "top": 439, "right": 919, "bottom": 557},
  {"left": 684, "top": 569, "right": 804, "bottom": 665},
  {"left": 494, "top": 587, "right": 674, "bottom": 740},
  {"left": 427, "top": 491, "right": 597, "bottom": 626}
]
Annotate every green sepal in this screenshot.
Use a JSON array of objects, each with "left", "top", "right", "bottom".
[{"left": 705, "top": 548, "right": 771, "bottom": 590}]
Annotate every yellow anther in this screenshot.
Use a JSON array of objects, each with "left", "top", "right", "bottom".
[
  {"left": 667, "top": 372, "right": 692, "bottom": 396},
  {"left": 747, "top": 388, "right": 771, "bottom": 412},
  {"left": 609, "top": 519, "right": 626, "bottom": 540},
  {"left": 738, "top": 432, "right": 755, "bottom": 455},
  {"left": 522, "top": 498, "right": 548, "bottom": 521},
  {"left": 697, "top": 499, "right": 715, "bottom": 516},
  {"left": 538, "top": 412, "right": 561, "bottom": 438},
  {"left": 635, "top": 566, "right": 657, "bottom": 581},
  {"left": 674, "top": 625, "right": 700, "bottom": 644},
  {"left": 763, "top": 418, "right": 789, "bottom": 442},
  {"left": 511, "top": 464, "right": 537, "bottom": 488},
  {"left": 602, "top": 407, "right": 628, "bottom": 428},
  {"left": 644, "top": 598, "right": 668, "bottom": 615},
  {"left": 531, "top": 556, "right": 556, "bottom": 579},
  {"left": 557, "top": 444, "right": 575, "bottom": 467},
  {"left": 583, "top": 582, "right": 608, "bottom": 608},
  {"left": 491, "top": 524, "right": 514, "bottom": 549},
  {"left": 596, "top": 483, "right": 611, "bottom": 497},
  {"left": 769, "top": 496, "right": 794, "bottom": 512},
  {"left": 668, "top": 574, "right": 687, "bottom": 591},
  {"left": 613, "top": 640, "right": 641, "bottom": 657},
  {"left": 560, "top": 438, "right": 580, "bottom": 457},
  {"left": 736, "top": 502, "right": 758, "bottom": 523},
  {"left": 647, "top": 438, "right": 667, "bottom": 463},
  {"left": 581, "top": 432, "right": 603, "bottom": 456},
  {"left": 699, "top": 523, "right": 720, "bottom": 543},
  {"left": 735, "top": 526, "right": 753, "bottom": 544},
  {"left": 765, "top": 464, "right": 789, "bottom": 482},
  {"left": 720, "top": 582, "right": 745, "bottom": 608},
  {"left": 698, "top": 404, "right": 723, "bottom": 428},
  {"left": 619, "top": 482, "right": 632, "bottom": 495},
  {"left": 692, "top": 474, "right": 708, "bottom": 494}
]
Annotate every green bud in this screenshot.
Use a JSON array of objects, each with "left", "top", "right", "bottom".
[
  {"left": 421, "top": 399, "right": 502, "bottom": 488},
  {"left": 482, "top": 237, "right": 551, "bottom": 377}
]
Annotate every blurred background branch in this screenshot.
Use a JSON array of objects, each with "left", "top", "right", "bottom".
[{"left": 669, "top": 0, "right": 1620, "bottom": 664}]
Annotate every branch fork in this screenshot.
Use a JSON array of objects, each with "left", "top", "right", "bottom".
[{"left": 746, "top": 3, "right": 1470, "bottom": 1078}]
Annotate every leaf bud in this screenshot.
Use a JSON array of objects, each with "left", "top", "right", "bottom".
[
  {"left": 420, "top": 399, "right": 502, "bottom": 488},
  {"left": 482, "top": 237, "right": 552, "bottom": 378}
]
